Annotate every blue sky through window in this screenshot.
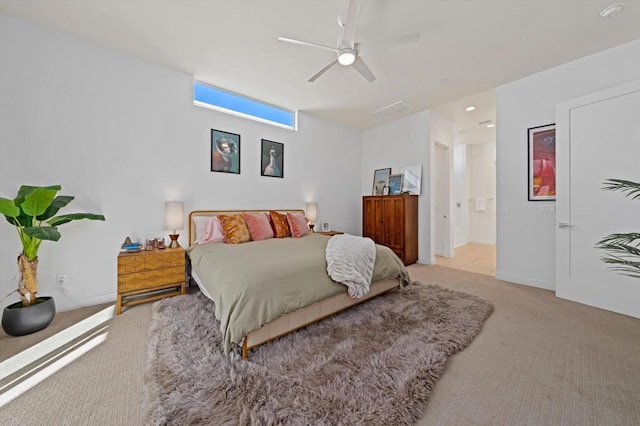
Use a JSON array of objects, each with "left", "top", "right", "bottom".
[{"left": 194, "top": 82, "right": 295, "bottom": 129}]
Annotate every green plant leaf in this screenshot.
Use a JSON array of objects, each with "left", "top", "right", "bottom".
[
  {"left": 597, "top": 179, "right": 640, "bottom": 281},
  {"left": 0, "top": 198, "right": 20, "bottom": 218},
  {"left": 48, "top": 213, "right": 106, "bottom": 227},
  {"left": 602, "top": 179, "right": 640, "bottom": 200},
  {"left": 23, "top": 226, "right": 61, "bottom": 241},
  {"left": 21, "top": 187, "right": 60, "bottom": 217},
  {"left": 37, "top": 195, "right": 74, "bottom": 221},
  {"left": 16, "top": 185, "right": 61, "bottom": 200}
]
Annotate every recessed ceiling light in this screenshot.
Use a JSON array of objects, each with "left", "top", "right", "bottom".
[
  {"left": 465, "top": 106, "right": 476, "bottom": 112},
  {"left": 600, "top": 3, "right": 625, "bottom": 18},
  {"left": 486, "top": 123, "right": 495, "bottom": 128}
]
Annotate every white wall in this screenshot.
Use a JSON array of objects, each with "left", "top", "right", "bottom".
[
  {"left": 496, "top": 38, "right": 640, "bottom": 290},
  {"left": 360, "top": 110, "right": 432, "bottom": 263},
  {"left": 0, "top": 14, "right": 362, "bottom": 312},
  {"left": 467, "top": 141, "right": 496, "bottom": 245}
]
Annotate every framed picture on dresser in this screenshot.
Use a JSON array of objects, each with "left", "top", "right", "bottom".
[
  {"left": 372, "top": 168, "right": 391, "bottom": 195},
  {"left": 387, "top": 174, "right": 403, "bottom": 195}
]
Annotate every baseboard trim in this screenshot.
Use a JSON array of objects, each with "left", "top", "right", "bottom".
[
  {"left": 55, "top": 292, "right": 116, "bottom": 312},
  {"left": 494, "top": 271, "right": 555, "bottom": 291}
]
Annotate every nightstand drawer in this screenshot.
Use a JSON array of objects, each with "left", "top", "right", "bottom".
[
  {"left": 117, "top": 251, "right": 183, "bottom": 273},
  {"left": 118, "top": 266, "right": 184, "bottom": 292}
]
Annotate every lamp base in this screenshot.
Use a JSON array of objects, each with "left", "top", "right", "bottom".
[
  {"left": 309, "top": 224, "right": 315, "bottom": 232},
  {"left": 168, "top": 234, "right": 181, "bottom": 248}
]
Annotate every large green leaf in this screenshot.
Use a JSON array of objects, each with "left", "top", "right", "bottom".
[
  {"left": 13, "top": 186, "right": 60, "bottom": 226},
  {"left": 602, "top": 179, "right": 640, "bottom": 200},
  {"left": 48, "top": 213, "right": 106, "bottom": 227},
  {"left": 37, "top": 195, "right": 74, "bottom": 221},
  {"left": 22, "top": 226, "right": 61, "bottom": 241},
  {"left": 0, "top": 198, "right": 20, "bottom": 218},
  {"left": 16, "top": 185, "right": 61, "bottom": 196},
  {"left": 21, "top": 187, "right": 60, "bottom": 217}
]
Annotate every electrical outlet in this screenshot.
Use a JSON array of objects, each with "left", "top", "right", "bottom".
[{"left": 56, "top": 274, "right": 67, "bottom": 289}]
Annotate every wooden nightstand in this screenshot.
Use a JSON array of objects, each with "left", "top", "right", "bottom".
[
  {"left": 315, "top": 231, "right": 344, "bottom": 236},
  {"left": 116, "top": 247, "right": 186, "bottom": 314}
]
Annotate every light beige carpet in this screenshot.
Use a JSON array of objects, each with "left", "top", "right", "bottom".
[{"left": 1, "top": 264, "right": 639, "bottom": 425}]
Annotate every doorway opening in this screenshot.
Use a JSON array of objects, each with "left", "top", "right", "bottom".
[
  {"left": 435, "top": 243, "right": 495, "bottom": 275},
  {"left": 433, "top": 90, "right": 496, "bottom": 276}
]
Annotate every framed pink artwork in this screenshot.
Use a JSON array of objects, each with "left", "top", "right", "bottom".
[{"left": 528, "top": 124, "right": 556, "bottom": 201}]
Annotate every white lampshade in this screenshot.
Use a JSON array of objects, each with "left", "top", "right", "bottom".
[
  {"left": 306, "top": 202, "right": 318, "bottom": 223},
  {"left": 164, "top": 201, "right": 184, "bottom": 232}
]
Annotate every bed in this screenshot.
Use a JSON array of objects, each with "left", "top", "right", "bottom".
[{"left": 187, "top": 209, "right": 411, "bottom": 359}]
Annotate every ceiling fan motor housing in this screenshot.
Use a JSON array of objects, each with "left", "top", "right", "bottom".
[{"left": 337, "top": 48, "right": 357, "bottom": 65}]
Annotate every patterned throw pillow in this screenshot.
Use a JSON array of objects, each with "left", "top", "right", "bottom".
[
  {"left": 243, "top": 212, "right": 275, "bottom": 241},
  {"left": 286, "top": 212, "right": 310, "bottom": 238},
  {"left": 269, "top": 211, "right": 291, "bottom": 238},
  {"left": 218, "top": 214, "right": 251, "bottom": 244}
]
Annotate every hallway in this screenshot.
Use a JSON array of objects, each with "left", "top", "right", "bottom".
[{"left": 435, "top": 243, "right": 496, "bottom": 276}]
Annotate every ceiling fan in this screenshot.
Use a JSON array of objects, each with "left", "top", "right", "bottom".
[{"left": 278, "top": 0, "right": 420, "bottom": 83}]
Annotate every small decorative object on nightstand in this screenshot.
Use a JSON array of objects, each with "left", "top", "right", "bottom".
[{"left": 116, "top": 247, "right": 186, "bottom": 314}]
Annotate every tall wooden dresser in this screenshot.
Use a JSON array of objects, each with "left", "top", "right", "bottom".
[{"left": 363, "top": 194, "right": 418, "bottom": 265}]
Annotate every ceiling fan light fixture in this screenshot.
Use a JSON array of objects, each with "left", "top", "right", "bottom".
[{"left": 337, "top": 48, "right": 356, "bottom": 66}]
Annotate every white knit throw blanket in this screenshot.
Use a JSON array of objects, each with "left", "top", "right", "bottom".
[{"left": 326, "top": 234, "right": 376, "bottom": 298}]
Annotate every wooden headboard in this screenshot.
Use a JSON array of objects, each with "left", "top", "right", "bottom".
[{"left": 188, "top": 209, "right": 305, "bottom": 246}]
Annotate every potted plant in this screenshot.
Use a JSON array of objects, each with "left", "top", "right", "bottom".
[
  {"left": 595, "top": 178, "right": 640, "bottom": 279},
  {"left": 0, "top": 185, "right": 105, "bottom": 336}
]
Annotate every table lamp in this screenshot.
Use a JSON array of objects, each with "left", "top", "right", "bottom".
[
  {"left": 165, "top": 201, "right": 184, "bottom": 248},
  {"left": 306, "top": 202, "right": 318, "bottom": 232}
]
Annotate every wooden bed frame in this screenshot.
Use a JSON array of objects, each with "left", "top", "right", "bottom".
[{"left": 188, "top": 209, "right": 402, "bottom": 359}]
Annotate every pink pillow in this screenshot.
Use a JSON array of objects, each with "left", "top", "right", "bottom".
[
  {"left": 286, "top": 212, "right": 310, "bottom": 238},
  {"left": 243, "top": 212, "right": 274, "bottom": 241},
  {"left": 195, "top": 217, "right": 225, "bottom": 244}
]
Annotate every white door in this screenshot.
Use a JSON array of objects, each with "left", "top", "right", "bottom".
[
  {"left": 556, "top": 80, "right": 640, "bottom": 318},
  {"left": 434, "top": 143, "right": 451, "bottom": 257}
]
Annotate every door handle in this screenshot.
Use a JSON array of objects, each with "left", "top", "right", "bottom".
[{"left": 557, "top": 222, "right": 575, "bottom": 229}]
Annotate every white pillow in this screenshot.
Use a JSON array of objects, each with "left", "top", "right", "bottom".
[{"left": 193, "top": 216, "right": 225, "bottom": 244}]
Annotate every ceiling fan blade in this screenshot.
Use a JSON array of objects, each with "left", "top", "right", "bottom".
[
  {"left": 278, "top": 37, "right": 338, "bottom": 53},
  {"left": 340, "top": 0, "right": 362, "bottom": 48},
  {"left": 352, "top": 57, "right": 376, "bottom": 82},
  {"left": 309, "top": 58, "right": 339, "bottom": 82},
  {"left": 357, "top": 33, "right": 420, "bottom": 55}
]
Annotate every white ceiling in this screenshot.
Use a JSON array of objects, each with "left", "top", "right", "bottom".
[{"left": 1, "top": 0, "right": 639, "bottom": 144}]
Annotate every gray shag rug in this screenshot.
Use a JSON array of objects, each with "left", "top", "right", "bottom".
[{"left": 143, "top": 282, "right": 494, "bottom": 425}]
